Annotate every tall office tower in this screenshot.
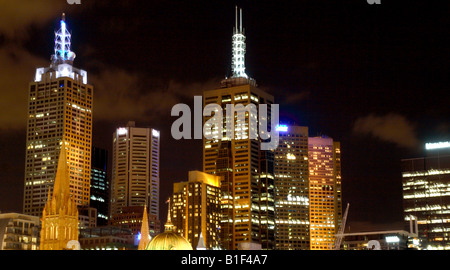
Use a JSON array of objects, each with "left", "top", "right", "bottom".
[
  {"left": 308, "top": 136, "right": 342, "bottom": 250},
  {"left": 171, "top": 171, "right": 221, "bottom": 250},
  {"left": 203, "top": 7, "right": 275, "bottom": 250},
  {"left": 274, "top": 125, "right": 310, "bottom": 250},
  {"left": 402, "top": 141, "right": 450, "bottom": 249},
  {"left": 90, "top": 147, "right": 109, "bottom": 226},
  {"left": 110, "top": 121, "right": 160, "bottom": 236},
  {"left": 40, "top": 145, "right": 79, "bottom": 250},
  {"left": 23, "top": 14, "right": 93, "bottom": 217}
]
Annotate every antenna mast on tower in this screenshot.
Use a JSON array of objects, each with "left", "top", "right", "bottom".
[{"left": 231, "top": 6, "right": 248, "bottom": 79}]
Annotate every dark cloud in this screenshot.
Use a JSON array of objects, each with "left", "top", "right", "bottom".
[
  {"left": 283, "top": 90, "right": 310, "bottom": 105},
  {"left": 0, "top": 0, "right": 66, "bottom": 41},
  {"left": 0, "top": 0, "right": 89, "bottom": 131},
  {"left": 0, "top": 44, "right": 48, "bottom": 131},
  {"left": 90, "top": 67, "right": 221, "bottom": 123},
  {"left": 353, "top": 113, "right": 420, "bottom": 149},
  {"left": 0, "top": 2, "right": 222, "bottom": 131}
]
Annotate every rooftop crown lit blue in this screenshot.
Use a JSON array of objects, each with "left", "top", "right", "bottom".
[
  {"left": 53, "top": 13, "right": 75, "bottom": 63},
  {"left": 276, "top": 125, "right": 288, "bottom": 132}
]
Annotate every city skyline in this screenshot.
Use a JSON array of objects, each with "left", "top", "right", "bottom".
[{"left": 0, "top": 0, "right": 449, "bottom": 238}]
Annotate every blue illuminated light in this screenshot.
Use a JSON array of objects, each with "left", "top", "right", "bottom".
[
  {"left": 59, "top": 21, "right": 67, "bottom": 59},
  {"left": 276, "top": 125, "right": 288, "bottom": 132},
  {"left": 54, "top": 15, "right": 74, "bottom": 62}
]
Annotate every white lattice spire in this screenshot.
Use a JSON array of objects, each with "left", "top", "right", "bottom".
[
  {"left": 231, "top": 6, "right": 248, "bottom": 78},
  {"left": 53, "top": 13, "right": 76, "bottom": 63}
]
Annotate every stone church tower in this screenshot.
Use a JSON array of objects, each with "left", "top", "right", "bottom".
[{"left": 40, "top": 143, "right": 79, "bottom": 250}]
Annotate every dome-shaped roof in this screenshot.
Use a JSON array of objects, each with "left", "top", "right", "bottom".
[
  {"left": 146, "top": 231, "right": 192, "bottom": 250},
  {"left": 146, "top": 197, "right": 193, "bottom": 250}
]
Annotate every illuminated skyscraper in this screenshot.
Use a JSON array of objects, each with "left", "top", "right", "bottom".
[
  {"left": 402, "top": 141, "right": 450, "bottom": 249},
  {"left": 171, "top": 171, "right": 221, "bottom": 249},
  {"left": 203, "top": 7, "right": 276, "bottom": 250},
  {"left": 110, "top": 121, "right": 160, "bottom": 236},
  {"left": 308, "top": 136, "right": 342, "bottom": 250},
  {"left": 23, "top": 14, "right": 93, "bottom": 217},
  {"left": 274, "top": 125, "right": 310, "bottom": 250}
]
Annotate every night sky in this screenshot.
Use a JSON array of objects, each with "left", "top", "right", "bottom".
[{"left": 0, "top": 0, "right": 448, "bottom": 233}]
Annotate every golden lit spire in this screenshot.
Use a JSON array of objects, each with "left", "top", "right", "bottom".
[
  {"left": 40, "top": 141, "right": 79, "bottom": 250},
  {"left": 165, "top": 198, "right": 174, "bottom": 232},
  {"left": 52, "top": 143, "right": 70, "bottom": 199},
  {"left": 138, "top": 205, "right": 151, "bottom": 250}
]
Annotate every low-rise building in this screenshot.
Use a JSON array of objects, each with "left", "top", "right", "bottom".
[
  {"left": 0, "top": 212, "right": 40, "bottom": 250},
  {"left": 79, "top": 226, "right": 136, "bottom": 250},
  {"left": 341, "top": 230, "right": 417, "bottom": 250}
]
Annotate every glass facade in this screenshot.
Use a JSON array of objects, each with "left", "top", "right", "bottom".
[
  {"left": 90, "top": 147, "right": 109, "bottom": 226},
  {"left": 402, "top": 145, "right": 450, "bottom": 249},
  {"left": 274, "top": 125, "right": 310, "bottom": 250}
]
